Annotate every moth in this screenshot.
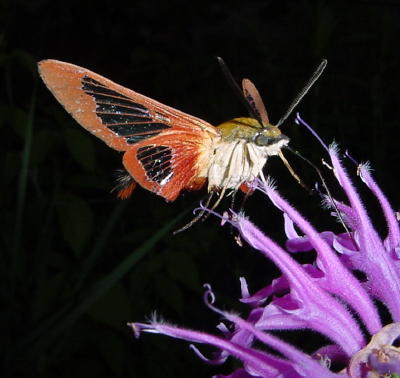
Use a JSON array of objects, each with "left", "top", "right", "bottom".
[{"left": 38, "top": 58, "right": 326, "bottom": 230}]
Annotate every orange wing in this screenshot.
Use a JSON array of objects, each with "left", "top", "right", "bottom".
[
  {"left": 123, "top": 133, "right": 210, "bottom": 201},
  {"left": 38, "top": 59, "right": 218, "bottom": 201},
  {"left": 38, "top": 60, "right": 218, "bottom": 151}
]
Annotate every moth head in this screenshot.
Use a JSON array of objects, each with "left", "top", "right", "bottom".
[{"left": 253, "top": 125, "right": 289, "bottom": 149}]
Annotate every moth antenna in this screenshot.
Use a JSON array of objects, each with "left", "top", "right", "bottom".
[
  {"left": 276, "top": 59, "right": 327, "bottom": 128},
  {"left": 216, "top": 57, "right": 265, "bottom": 127},
  {"left": 278, "top": 151, "right": 311, "bottom": 193},
  {"left": 173, "top": 192, "right": 214, "bottom": 234},
  {"left": 285, "top": 146, "right": 357, "bottom": 248}
]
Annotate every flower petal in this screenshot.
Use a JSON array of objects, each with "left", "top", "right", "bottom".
[
  {"left": 330, "top": 146, "right": 400, "bottom": 321},
  {"left": 130, "top": 320, "right": 293, "bottom": 377},
  {"left": 236, "top": 213, "right": 365, "bottom": 355},
  {"left": 258, "top": 179, "right": 381, "bottom": 335},
  {"left": 359, "top": 163, "right": 400, "bottom": 250}
]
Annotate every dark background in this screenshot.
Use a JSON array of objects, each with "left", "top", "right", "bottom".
[{"left": 1, "top": 0, "right": 400, "bottom": 377}]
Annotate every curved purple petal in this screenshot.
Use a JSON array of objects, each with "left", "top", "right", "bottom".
[
  {"left": 130, "top": 320, "right": 298, "bottom": 377},
  {"left": 358, "top": 163, "right": 400, "bottom": 254},
  {"left": 329, "top": 146, "right": 400, "bottom": 321},
  {"left": 235, "top": 214, "right": 365, "bottom": 355},
  {"left": 258, "top": 179, "right": 381, "bottom": 335}
]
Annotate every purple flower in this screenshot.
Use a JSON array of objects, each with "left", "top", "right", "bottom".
[{"left": 129, "top": 116, "right": 400, "bottom": 377}]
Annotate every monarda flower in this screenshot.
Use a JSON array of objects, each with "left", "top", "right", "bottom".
[{"left": 129, "top": 116, "right": 400, "bottom": 377}]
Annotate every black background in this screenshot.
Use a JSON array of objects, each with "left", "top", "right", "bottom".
[{"left": 1, "top": 0, "right": 400, "bottom": 377}]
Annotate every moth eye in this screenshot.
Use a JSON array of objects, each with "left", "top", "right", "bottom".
[{"left": 254, "top": 133, "right": 271, "bottom": 146}]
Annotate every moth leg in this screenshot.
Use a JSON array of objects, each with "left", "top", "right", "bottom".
[
  {"left": 230, "top": 189, "right": 238, "bottom": 210},
  {"left": 210, "top": 186, "right": 227, "bottom": 211},
  {"left": 173, "top": 185, "right": 228, "bottom": 234},
  {"left": 226, "top": 189, "right": 240, "bottom": 237},
  {"left": 227, "top": 187, "right": 253, "bottom": 242},
  {"left": 189, "top": 185, "right": 226, "bottom": 228},
  {"left": 259, "top": 169, "right": 268, "bottom": 186},
  {"left": 196, "top": 185, "right": 228, "bottom": 227},
  {"left": 173, "top": 192, "right": 214, "bottom": 234},
  {"left": 239, "top": 188, "right": 252, "bottom": 214}
]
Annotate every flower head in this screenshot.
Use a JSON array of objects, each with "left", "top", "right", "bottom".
[{"left": 130, "top": 116, "right": 400, "bottom": 377}]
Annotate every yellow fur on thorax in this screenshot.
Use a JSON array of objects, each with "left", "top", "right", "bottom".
[{"left": 217, "top": 117, "right": 281, "bottom": 141}]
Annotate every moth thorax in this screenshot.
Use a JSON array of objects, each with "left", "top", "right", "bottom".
[{"left": 207, "top": 139, "right": 269, "bottom": 191}]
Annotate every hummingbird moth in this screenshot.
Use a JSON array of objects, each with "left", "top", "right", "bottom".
[{"left": 38, "top": 58, "right": 326, "bottom": 230}]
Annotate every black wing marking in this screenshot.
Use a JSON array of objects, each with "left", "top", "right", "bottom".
[
  {"left": 81, "top": 76, "right": 171, "bottom": 144},
  {"left": 136, "top": 145, "right": 173, "bottom": 185}
]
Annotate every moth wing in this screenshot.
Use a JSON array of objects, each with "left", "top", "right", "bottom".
[
  {"left": 123, "top": 131, "right": 213, "bottom": 201},
  {"left": 38, "top": 59, "right": 218, "bottom": 151}
]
